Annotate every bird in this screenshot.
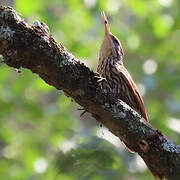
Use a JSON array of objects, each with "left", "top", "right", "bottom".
[{"left": 97, "top": 11, "right": 148, "bottom": 122}]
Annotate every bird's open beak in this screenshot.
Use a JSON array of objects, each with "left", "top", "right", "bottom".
[{"left": 101, "top": 11, "right": 110, "bottom": 35}]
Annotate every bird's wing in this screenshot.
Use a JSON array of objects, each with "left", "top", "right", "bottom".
[{"left": 116, "top": 64, "right": 148, "bottom": 121}]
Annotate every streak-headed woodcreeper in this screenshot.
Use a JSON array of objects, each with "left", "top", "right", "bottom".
[{"left": 98, "top": 12, "right": 148, "bottom": 122}]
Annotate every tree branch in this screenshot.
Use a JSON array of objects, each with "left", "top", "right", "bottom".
[{"left": 0, "top": 6, "right": 180, "bottom": 180}]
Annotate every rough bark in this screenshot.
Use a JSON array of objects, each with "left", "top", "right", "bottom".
[{"left": 0, "top": 6, "right": 180, "bottom": 180}]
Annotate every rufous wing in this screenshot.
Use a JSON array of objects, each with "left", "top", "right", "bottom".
[{"left": 117, "top": 65, "right": 148, "bottom": 121}]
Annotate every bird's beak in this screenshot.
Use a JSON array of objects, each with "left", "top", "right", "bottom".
[{"left": 101, "top": 11, "right": 110, "bottom": 35}]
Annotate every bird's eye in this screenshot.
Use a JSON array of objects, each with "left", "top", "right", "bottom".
[{"left": 104, "top": 20, "right": 107, "bottom": 24}]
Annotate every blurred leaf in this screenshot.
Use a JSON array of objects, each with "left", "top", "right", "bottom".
[
  {"left": 15, "top": 0, "right": 44, "bottom": 16},
  {"left": 152, "top": 14, "right": 174, "bottom": 38}
]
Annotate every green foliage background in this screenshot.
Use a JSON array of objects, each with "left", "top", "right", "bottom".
[{"left": 0, "top": 0, "right": 180, "bottom": 179}]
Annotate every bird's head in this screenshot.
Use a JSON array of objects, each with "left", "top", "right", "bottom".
[{"left": 100, "top": 11, "right": 124, "bottom": 60}]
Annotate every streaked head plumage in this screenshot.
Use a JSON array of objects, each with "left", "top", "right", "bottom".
[{"left": 100, "top": 11, "right": 124, "bottom": 59}]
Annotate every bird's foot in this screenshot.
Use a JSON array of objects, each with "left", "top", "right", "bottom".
[
  {"left": 97, "top": 76, "right": 106, "bottom": 83},
  {"left": 94, "top": 73, "right": 107, "bottom": 83}
]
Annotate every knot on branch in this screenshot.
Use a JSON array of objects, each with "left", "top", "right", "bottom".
[{"left": 139, "top": 140, "right": 149, "bottom": 153}]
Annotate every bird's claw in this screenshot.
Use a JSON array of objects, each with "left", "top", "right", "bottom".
[
  {"left": 78, "top": 108, "right": 87, "bottom": 116},
  {"left": 94, "top": 73, "right": 107, "bottom": 83},
  {"left": 97, "top": 77, "right": 106, "bottom": 83}
]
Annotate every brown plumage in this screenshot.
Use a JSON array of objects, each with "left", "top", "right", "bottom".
[{"left": 98, "top": 12, "right": 148, "bottom": 121}]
